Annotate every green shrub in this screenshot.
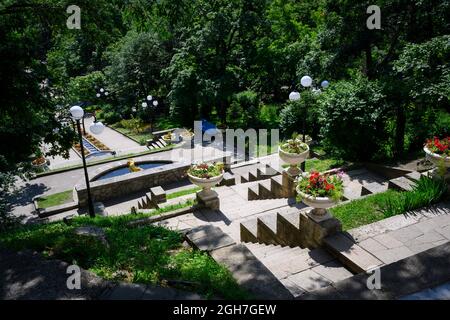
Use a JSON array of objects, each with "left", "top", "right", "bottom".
[
  {"left": 319, "top": 77, "right": 388, "bottom": 161},
  {"left": 279, "top": 90, "right": 320, "bottom": 139},
  {"left": 226, "top": 90, "right": 260, "bottom": 128},
  {"left": 380, "top": 176, "right": 447, "bottom": 217}
]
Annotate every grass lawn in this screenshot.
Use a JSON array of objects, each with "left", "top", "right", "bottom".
[
  {"left": 167, "top": 187, "right": 202, "bottom": 200},
  {"left": 330, "top": 190, "right": 401, "bottom": 230},
  {"left": 111, "top": 125, "right": 153, "bottom": 146},
  {"left": 0, "top": 210, "right": 249, "bottom": 299},
  {"left": 330, "top": 176, "right": 448, "bottom": 230},
  {"left": 282, "top": 157, "right": 345, "bottom": 172},
  {"left": 37, "top": 190, "right": 73, "bottom": 209}
]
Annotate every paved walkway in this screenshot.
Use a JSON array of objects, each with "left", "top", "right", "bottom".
[
  {"left": 47, "top": 117, "right": 147, "bottom": 170},
  {"left": 348, "top": 201, "right": 450, "bottom": 264},
  {"left": 0, "top": 248, "right": 201, "bottom": 300}
]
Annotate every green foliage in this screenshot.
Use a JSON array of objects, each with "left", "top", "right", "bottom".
[
  {"left": 279, "top": 90, "right": 320, "bottom": 138},
  {"left": 319, "top": 77, "right": 388, "bottom": 161},
  {"left": 226, "top": 90, "right": 260, "bottom": 128},
  {"left": 167, "top": 187, "right": 202, "bottom": 200},
  {"left": 331, "top": 176, "right": 448, "bottom": 230},
  {"left": 330, "top": 190, "right": 401, "bottom": 230},
  {"left": 66, "top": 71, "right": 106, "bottom": 104},
  {"left": 0, "top": 210, "right": 247, "bottom": 299},
  {"left": 105, "top": 31, "right": 169, "bottom": 111},
  {"left": 380, "top": 176, "right": 448, "bottom": 217},
  {"left": 36, "top": 190, "right": 73, "bottom": 209}
]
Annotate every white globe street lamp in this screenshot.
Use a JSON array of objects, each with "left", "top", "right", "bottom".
[
  {"left": 70, "top": 105, "right": 84, "bottom": 120},
  {"left": 321, "top": 80, "right": 330, "bottom": 88},
  {"left": 142, "top": 102, "right": 148, "bottom": 108},
  {"left": 105, "top": 91, "right": 109, "bottom": 96},
  {"left": 100, "top": 88, "right": 104, "bottom": 93},
  {"left": 152, "top": 100, "right": 158, "bottom": 107},
  {"left": 301, "top": 75, "right": 313, "bottom": 88},
  {"left": 289, "top": 91, "right": 301, "bottom": 101},
  {"left": 147, "top": 95, "right": 153, "bottom": 101},
  {"left": 96, "top": 93, "right": 101, "bottom": 98},
  {"left": 89, "top": 121, "right": 105, "bottom": 135}
]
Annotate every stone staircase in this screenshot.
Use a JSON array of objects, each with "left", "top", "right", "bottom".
[
  {"left": 241, "top": 169, "right": 422, "bottom": 247},
  {"left": 239, "top": 169, "right": 425, "bottom": 296},
  {"left": 219, "top": 163, "right": 282, "bottom": 187},
  {"left": 246, "top": 167, "right": 421, "bottom": 201},
  {"left": 136, "top": 186, "right": 167, "bottom": 210},
  {"left": 148, "top": 137, "right": 168, "bottom": 150}
]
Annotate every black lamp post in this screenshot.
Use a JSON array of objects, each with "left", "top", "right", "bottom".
[
  {"left": 141, "top": 95, "right": 159, "bottom": 132},
  {"left": 289, "top": 76, "right": 330, "bottom": 172},
  {"left": 70, "top": 105, "right": 105, "bottom": 218}
]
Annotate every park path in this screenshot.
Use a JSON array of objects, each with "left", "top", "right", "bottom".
[{"left": 46, "top": 117, "right": 146, "bottom": 170}]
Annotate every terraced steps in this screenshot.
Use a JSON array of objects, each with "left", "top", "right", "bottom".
[
  {"left": 231, "top": 163, "right": 280, "bottom": 186},
  {"left": 136, "top": 186, "right": 167, "bottom": 210}
]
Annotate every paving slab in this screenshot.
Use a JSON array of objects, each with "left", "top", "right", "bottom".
[
  {"left": 210, "top": 244, "right": 292, "bottom": 299},
  {"left": 324, "top": 233, "right": 383, "bottom": 273},
  {"left": 186, "top": 225, "right": 235, "bottom": 252},
  {"left": 311, "top": 260, "right": 354, "bottom": 283},
  {"left": 286, "top": 269, "right": 332, "bottom": 292}
]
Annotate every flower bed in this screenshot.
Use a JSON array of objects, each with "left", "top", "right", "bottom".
[
  {"left": 188, "top": 162, "right": 224, "bottom": 179},
  {"left": 297, "top": 170, "right": 344, "bottom": 201},
  {"left": 280, "top": 139, "right": 308, "bottom": 154},
  {"left": 425, "top": 136, "right": 450, "bottom": 157},
  {"left": 84, "top": 133, "right": 110, "bottom": 151}
]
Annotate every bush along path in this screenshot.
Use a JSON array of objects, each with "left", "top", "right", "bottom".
[{"left": 0, "top": 213, "right": 249, "bottom": 300}]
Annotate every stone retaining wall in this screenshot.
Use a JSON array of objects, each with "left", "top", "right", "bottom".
[
  {"left": 75, "top": 155, "right": 231, "bottom": 207},
  {"left": 75, "top": 162, "right": 190, "bottom": 207}
]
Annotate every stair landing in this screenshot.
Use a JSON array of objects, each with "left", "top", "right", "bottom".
[{"left": 245, "top": 242, "right": 354, "bottom": 297}]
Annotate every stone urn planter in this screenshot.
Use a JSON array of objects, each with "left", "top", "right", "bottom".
[
  {"left": 278, "top": 143, "right": 309, "bottom": 176},
  {"left": 188, "top": 172, "right": 224, "bottom": 195},
  {"left": 296, "top": 188, "right": 338, "bottom": 217},
  {"left": 188, "top": 162, "right": 224, "bottom": 210},
  {"left": 31, "top": 157, "right": 49, "bottom": 170},
  {"left": 296, "top": 171, "right": 344, "bottom": 221},
  {"left": 424, "top": 146, "right": 450, "bottom": 169}
]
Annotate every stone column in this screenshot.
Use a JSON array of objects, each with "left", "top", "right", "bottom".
[
  {"left": 299, "top": 210, "right": 341, "bottom": 249},
  {"left": 280, "top": 169, "right": 298, "bottom": 198},
  {"left": 196, "top": 189, "right": 220, "bottom": 210}
]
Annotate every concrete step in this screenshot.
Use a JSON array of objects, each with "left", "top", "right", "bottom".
[
  {"left": 343, "top": 182, "right": 363, "bottom": 201},
  {"left": 220, "top": 172, "right": 236, "bottom": 186},
  {"left": 158, "top": 139, "right": 167, "bottom": 146},
  {"left": 240, "top": 173, "right": 249, "bottom": 184},
  {"left": 240, "top": 219, "right": 258, "bottom": 243},
  {"left": 388, "top": 176, "right": 416, "bottom": 192},
  {"left": 248, "top": 169, "right": 259, "bottom": 182},
  {"left": 361, "top": 181, "right": 388, "bottom": 196},
  {"left": 276, "top": 211, "right": 303, "bottom": 247},
  {"left": 323, "top": 233, "right": 383, "bottom": 273},
  {"left": 248, "top": 184, "right": 259, "bottom": 200},
  {"left": 258, "top": 179, "right": 273, "bottom": 199},
  {"left": 259, "top": 246, "right": 303, "bottom": 264},
  {"left": 257, "top": 165, "right": 280, "bottom": 179},
  {"left": 404, "top": 171, "right": 423, "bottom": 182},
  {"left": 263, "top": 247, "right": 334, "bottom": 279},
  {"left": 155, "top": 141, "right": 164, "bottom": 148},
  {"left": 257, "top": 215, "right": 279, "bottom": 245}
]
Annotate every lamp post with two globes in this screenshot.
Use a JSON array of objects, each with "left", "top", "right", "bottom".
[
  {"left": 70, "top": 105, "right": 105, "bottom": 218},
  {"left": 141, "top": 95, "right": 159, "bottom": 132},
  {"left": 289, "top": 76, "right": 329, "bottom": 171}
]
